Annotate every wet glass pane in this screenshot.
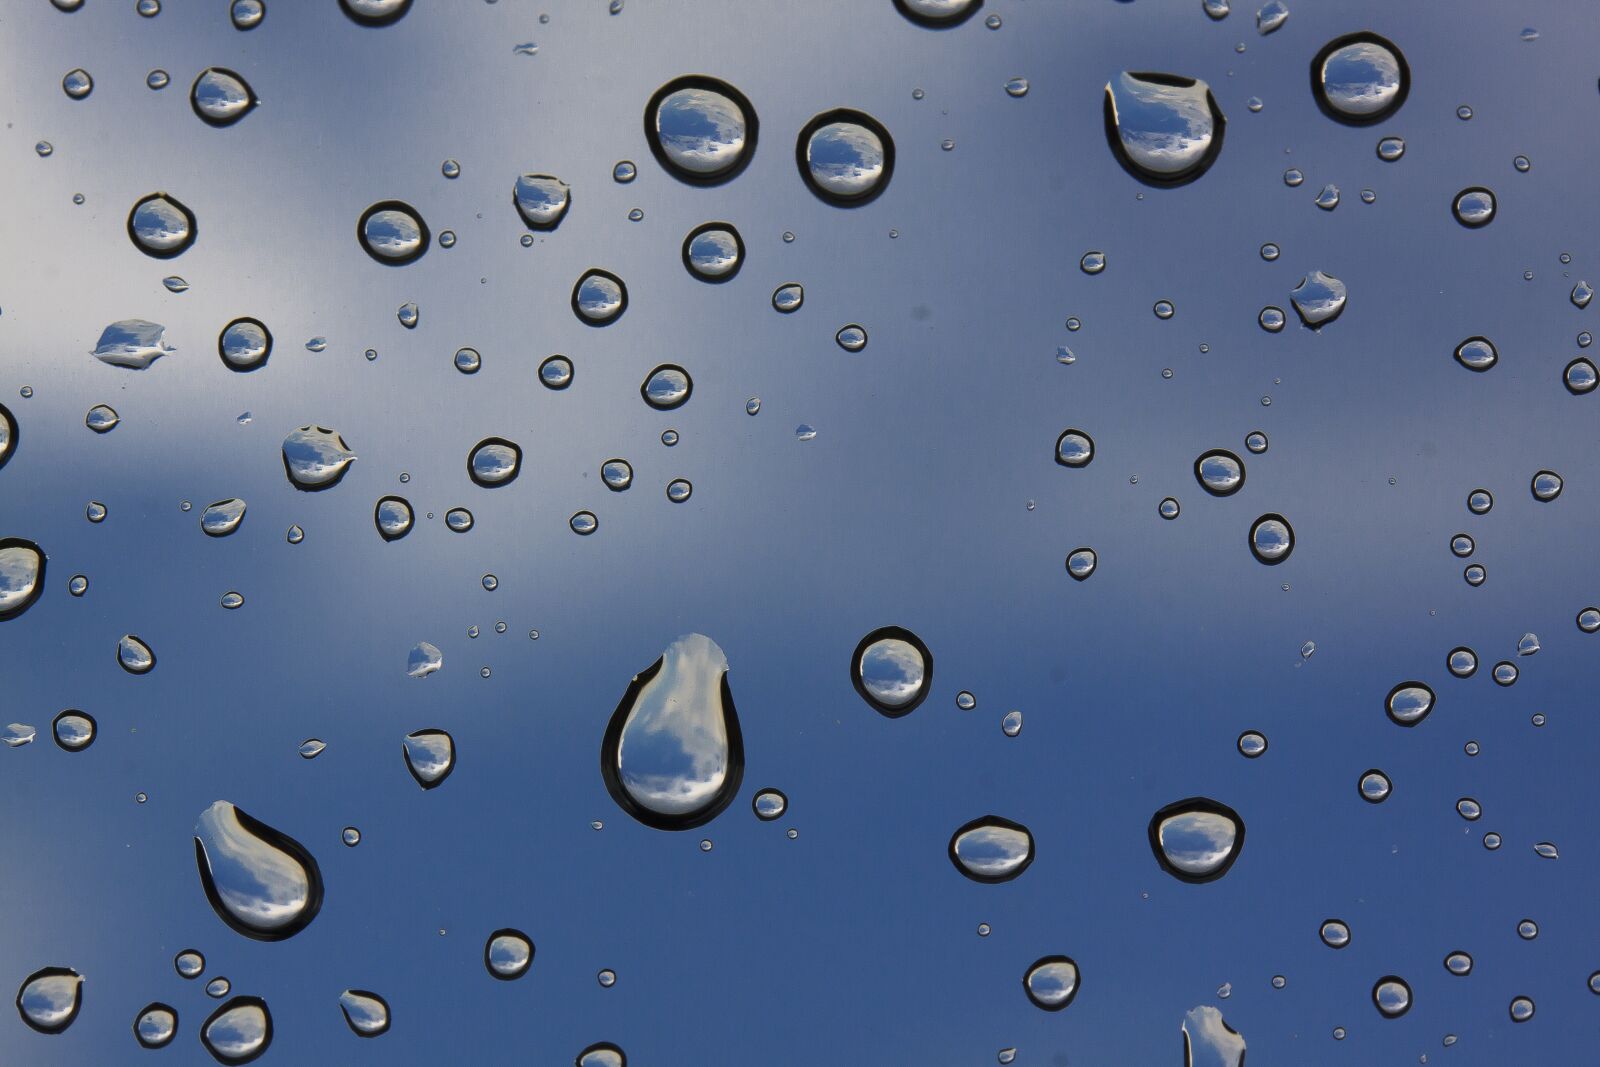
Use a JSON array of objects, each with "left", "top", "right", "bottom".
[{"left": 1, "top": 1, "right": 1595, "bottom": 1062}]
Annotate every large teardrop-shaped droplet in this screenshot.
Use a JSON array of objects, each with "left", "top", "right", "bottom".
[
  {"left": 201, "top": 996, "right": 272, "bottom": 1064},
  {"left": 338, "top": 989, "right": 389, "bottom": 1037},
  {"left": 513, "top": 174, "right": 571, "bottom": 230},
  {"left": 190, "top": 67, "right": 257, "bottom": 126},
  {"left": 15, "top": 967, "right": 82, "bottom": 1034},
  {"left": 128, "top": 193, "right": 197, "bottom": 257},
  {"left": 0, "top": 538, "right": 46, "bottom": 620},
  {"left": 1104, "top": 72, "right": 1225, "bottom": 185},
  {"left": 1183, "top": 1004, "right": 1247, "bottom": 1066},
  {"left": 600, "top": 634, "right": 744, "bottom": 830},
  {"left": 851, "top": 626, "right": 932, "bottom": 716},
  {"left": 117, "top": 633, "right": 156, "bottom": 674},
  {"left": 193, "top": 800, "right": 323, "bottom": 940},
  {"left": 403, "top": 729, "right": 455, "bottom": 788},
  {"left": 949, "top": 816, "right": 1035, "bottom": 882},
  {"left": 282, "top": 426, "right": 356, "bottom": 490},
  {"left": 0, "top": 403, "right": 15, "bottom": 470},
  {"left": 1149, "top": 798, "right": 1244, "bottom": 882}
]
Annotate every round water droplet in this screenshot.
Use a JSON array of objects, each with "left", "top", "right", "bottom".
[
  {"left": 682, "top": 222, "right": 744, "bottom": 281},
  {"left": 206, "top": 977, "right": 232, "bottom": 998},
  {"left": 1463, "top": 563, "right": 1486, "bottom": 586},
  {"left": 539, "top": 354, "right": 573, "bottom": 389},
  {"left": 1154, "top": 299, "right": 1175, "bottom": 319},
  {"left": 1159, "top": 497, "right": 1181, "bottom": 519},
  {"left": 798, "top": 110, "right": 895, "bottom": 205},
  {"left": 341, "top": 826, "right": 361, "bottom": 847},
  {"left": 570, "top": 511, "right": 598, "bottom": 535},
  {"left": 1080, "top": 251, "right": 1106, "bottom": 275},
  {"left": 485, "top": 929, "right": 533, "bottom": 980},
  {"left": 1312, "top": 33, "right": 1409, "bottom": 123},
  {"left": 753, "top": 789, "right": 787, "bottom": 820},
  {"left": 67, "top": 575, "right": 87, "bottom": 597},
  {"left": 231, "top": 0, "right": 264, "bottom": 29},
  {"left": 1385, "top": 682, "right": 1434, "bottom": 727},
  {"left": 51, "top": 710, "right": 94, "bottom": 751},
  {"left": 1447, "top": 646, "right": 1477, "bottom": 677},
  {"left": 191, "top": 68, "right": 257, "bottom": 127},
  {"left": 194, "top": 800, "right": 322, "bottom": 940},
  {"left": 453, "top": 347, "right": 482, "bottom": 374},
  {"left": 572, "top": 269, "right": 627, "bottom": 325},
  {"left": 128, "top": 193, "right": 197, "bottom": 258},
  {"left": 1244, "top": 431, "right": 1268, "bottom": 454},
  {"left": 1516, "top": 918, "right": 1538, "bottom": 940},
  {"left": 118, "top": 634, "right": 155, "bottom": 674},
  {"left": 1104, "top": 72, "right": 1225, "bottom": 185},
  {"left": 1564, "top": 357, "right": 1597, "bottom": 394},
  {"left": 578, "top": 1043, "right": 627, "bottom": 1067},
  {"left": 1291, "top": 270, "right": 1347, "bottom": 327},
  {"left": 1065, "top": 547, "right": 1098, "bottom": 581},
  {"left": 282, "top": 426, "right": 356, "bottom": 490},
  {"left": 1442, "top": 951, "right": 1474, "bottom": 976},
  {"left": 84, "top": 404, "right": 119, "bottom": 433},
  {"left": 16, "top": 968, "right": 82, "bottom": 1034},
  {"left": 175, "top": 950, "right": 205, "bottom": 980},
  {"left": 646, "top": 76, "right": 755, "bottom": 183},
  {"left": 665, "top": 479, "right": 693, "bottom": 503},
  {"left": 468, "top": 438, "right": 521, "bottom": 487},
  {"left": 1150, "top": 798, "right": 1244, "bottom": 881},
  {"left": 513, "top": 174, "right": 571, "bottom": 230},
  {"left": 1002, "top": 710, "right": 1023, "bottom": 737},
  {"left": 894, "top": 0, "right": 982, "bottom": 26},
  {"left": 1023, "top": 956, "right": 1080, "bottom": 1010},
  {"left": 1468, "top": 488, "right": 1493, "bottom": 514},
  {"left": 1492, "top": 660, "right": 1518, "bottom": 686},
  {"left": 601, "top": 634, "right": 743, "bottom": 830},
  {"left": 1259, "top": 242, "right": 1280, "bottom": 261},
  {"left": 1377, "top": 135, "right": 1406, "bottom": 161},
  {"left": 1237, "top": 730, "right": 1267, "bottom": 757},
  {"left": 641, "top": 365, "right": 692, "bottom": 410},
  {"left": 1004, "top": 76, "right": 1030, "bottom": 98},
  {"left": 201, "top": 498, "right": 247, "bottom": 538},
  {"left": 1359, "top": 769, "right": 1392, "bottom": 802},
  {"left": 62, "top": 68, "right": 92, "bottom": 99},
  {"left": 1259, "top": 306, "right": 1286, "bottom": 332},
  {"left": 955, "top": 690, "right": 977, "bottom": 711},
  {"left": 772, "top": 283, "right": 804, "bottom": 313},
  {"left": 1578, "top": 607, "right": 1600, "bottom": 633},
  {"left": 135, "top": 1002, "right": 178, "bottom": 1048},
  {"left": 374, "top": 496, "right": 413, "bottom": 541},
  {"left": 1373, "top": 976, "right": 1412, "bottom": 1018},
  {"left": 1509, "top": 996, "right": 1535, "bottom": 1023},
  {"left": 1055, "top": 429, "right": 1094, "bottom": 468},
  {"left": 852, "top": 626, "right": 931, "bottom": 716},
  {"left": 1454, "top": 336, "right": 1497, "bottom": 372},
  {"left": 1249, "top": 514, "right": 1294, "bottom": 564},
  {"left": 949, "top": 816, "right": 1035, "bottom": 883},
  {"left": 1531, "top": 470, "right": 1563, "bottom": 501},
  {"left": 1453, "top": 187, "right": 1496, "bottom": 228},
  {"left": 341, "top": 0, "right": 411, "bottom": 24},
  {"left": 1195, "top": 450, "right": 1245, "bottom": 495},
  {"left": 358, "top": 201, "right": 429, "bottom": 264},
  {"left": 219, "top": 318, "right": 272, "bottom": 371},
  {"left": 201, "top": 996, "right": 272, "bottom": 1064},
  {"left": 1321, "top": 919, "right": 1351, "bottom": 948}
]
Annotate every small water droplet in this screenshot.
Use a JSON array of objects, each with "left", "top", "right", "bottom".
[
  {"left": 572, "top": 269, "right": 627, "bottom": 324},
  {"left": 539, "top": 354, "right": 573, "bottom": 389},
  {"left": 93, "top": 318, "right": 175, "bottom": 368},
  {"left": 683, "top": 222, "right": 744, "bottom": 281},
  {"left": 835, "top": 324, "right": 868, "bottom": 351},
  {"left": 282, "top": 426, "right": 356, "bottom": 490},
  {"left": 772, "top": 283, "right": 804, "bottom": 313},
  {"left": 485, "top": 929, "right": 533, "bottom": 980},
  {"left": 1453, "top": 187, "right": 1496, "bottom": 228},
  {"left": 1150, "top": 799, "right": 1244, "bottom": 881},
  {"left": 647, "top": 77, "right": 754, "bottom": 183},
  {"left": 1373, "top": 976, "right": 1412, "bottom": 1018},
  {"left": 194, "top": 800, "right": 322, "bottom": 940},
  {"left": 191, "top": 67, "right": 257, "bottom": 127},
  {"left": 62, "top": 68, "right": 93, "bottom": 99},
  {"left": 642, "top": 365, "right": 692, "bottom": 410},
  {"left": 1531, "top": 469, "right": 1563, "bottom": 501}
]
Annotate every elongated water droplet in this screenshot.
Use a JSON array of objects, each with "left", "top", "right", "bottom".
[
  {"left": 1183, "top": 1004, "right": 1246, "bottom": 1066},
  {"left": 118, "top": 634, "right": 155, "bottom": 674},
  {"left": 3, "top": 723, "right": 36, "bottom": 747},
  {"left": 83, "top": 404, "right": 119, "bottom": 433},
  {"left": 572, "top": 269, "right": 627, "bottom": 325},
  {"left": 298, "top": 739, "right": 325, "bottom": 759},
  {"left": 1454, "top": 336, "right": 1497, "bottom": 372},
  {"left": 358, "top": 201, "right": 429, "bottom": 264},
  {"left": 1256, "top": 0, "right": 1287, "bottom": 33},
  {"left": 1002, "top": 710, "right": 1023, "bottom": 737},
  {"left": 194, "top": 801, "right": 321, "bottom": 940},
  {"left": 683, "top": 222, "right": 744, "bottom": 281},
  {"left": 1237, "top": 730, "right": 1266, "bottom": 757},
  {"left": 16, "top": 968, "right": 82, "bottom": 1033},
  {"left": 129, "top": 193, "right": 196, "bottom": 257},
  {"left": 852, "top": 626, "right": 931, "bottom": 716},
  {"left": 201, "top": 996, "right": 272, "bottom": 1064},
  {"left": 895, "top": 0, "right": 981, "bottom": 26},
  {"left": 338, "top": 990, "right": 389, "bottom": 1037},
  {"left": 403, "top": 729, "right": 455, "bottom": 788},
  {"left": 0, "top": 538, "right": 47, "bottom": 620},
  {"left": 1104, "top": 72, "right": 1225, "bottom": 185},
  {"left": 570, "top": 511, "right": 598, "bottom": 535},
  {"left": 1373, "top": 976, "right": 1411, "bottom": 1018},
  {"left": 191, "top": 68, "right": 257, "bottom": 126},
  {"left": 601, "top": 634, "right": 744, "bottom": 830},
  {"left": 513, "top": 174, "right": 571, "bottom": 230},
  {"left": 206, "top": 977, "right": 231, "bottom": 999},
  {"left": 1444, "top": 951, "right": 1472, "bottom": 976},
  {"left": 231, "top": 0, "right": 264, "bottom": 29},
  {"left": 1291, "top": 270, "right": 1347, "bottom": 327},
  {"left": 772, "top": 283, "right": 804, "bottom": 313},
  {"left": 1534, "top": 841, "right": 1559, "bottom": 859},
  {"left": 950, "top": 816, "right": 1034, "bottom": 882},
  {"left": 340, "top": 0, "right": 411, "bottom": 25},
  {"left": 219, "top": 318, "right": 271, "bottom": 371},
  {"left": 93, "top": 319, "right": 174, "bottom": 368},
  {"left": 1312, "top": 33, "right": 1409, "bottom": 123},
  {"left": 1149, "top": 798, "right": 1244, "bottom": 882},
  {"left": 485, "top": 929, "right": 533, "bottom": 979},
  {"left": 1023, "top": 956, "right": 1079, "bottom": 1010},
  {"left": 135, "top": 1002, "right": 178, "bottom": 1048},
  {"left": 798, "top": 110, "right": 895, "bottom": 204},
  {"left": 836, "top": 324, "right": 868, "bottom": 351},
  {"left": 647, "top": 77, "right": 755, "bottom": 184},
  {"left": 201, "top": 498, "right": 247, "bottom": 537}
]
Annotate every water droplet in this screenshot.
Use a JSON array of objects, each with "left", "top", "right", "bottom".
[
  {"left": 359, "top": 201, "right": 429, "bottom": 264},
  {"left": 449, "top": 346, "right": 483, "bottom": 375},
  {"left": 199, "top": 498, "right": 247, "bottom": 538},
  {"left": 135, "top": 1002, "right": 178, "bottom": 1048},
  {"left": 341, "top": 0, "right": 411, "bottom": 24},
  {"left": 67, "top": 575, "right": 87, "bottom": 597},
  {"left": 341, "top": 826, "right": 361, "bottom": 847},
  {"left": 642, "top": 365, "right": 692, "bottom": 410},
  {"left": 772, "top": 283, "right": 804, "bottom": 313},
  {"left": 1237, "top": 730, "right": 1267, "bottom": 757},
  {"left": 194, "top": 800, "right": 322, "bottom": 940},
  {"left": 438, "top": 230, "right": 455, "bottom": 248},
  {"left": 1002, "top": 710, "right": 1023, "bottom": 737},
  {"left": 1284, "top": 168, "right": 1304, "bottom": 187},
  {"left": 1184, "top": 1005, "right": 1246, "bottom": 1065},
  {"left": 1249, "top": 514, "right": 1294, "bottom": 564},
  {"left": 1259, "top": 242, "right": 1280, "bottom": 261},
  {"left": 540, "top": 354, "right": 574, "bottom": 389},
  {"left": 1578, "top": 607, "right": 1600, "bottom": 633},
  {"left": 570, "top": 511, "right": 598, "bottom": 535},
  {"left": 372, "top": 496, "right": 413, "bottom": 541},
  {"left": 51, "top": 710, "right": 94, "bottom": 752},
  {"left": 1055, "top": 429, "right": 1095, "bottom": 468},
  {"left": 1564, "top": 357, "right": 1597, "bottom": 394},
  {"left": 1154, "top": 299, "right": 1176, "bottom": 320},
  {"left": 1320, "top": 919, "right": 1351, "bottom": 948},
  {"left": 1246, "top": 96, "right": 1264, "bottom": 113},
  {"left": 1159, "top": 497, "right": 1182, "bottom": 520},
  {"left": 647, "top": 77, "right": 754, "bottom": 183},
  {"left": 1453, "top": 187, "right": 1496, "bottom": 228},
  {"left": 216, "top": 317, "right": 272, "bottom": 371},
  {"left": 338, "top": 990, "right": 389, "bottom": 1038},
  {"left": 1256, "top": 0, "right": 1287, "bottom": 34},
  {"left": 601, "top": 634, "right": 743, "bottom": 830},
  {"left": 1359, "top": 768, "right": 1394, "bottom": 802},
  {"left": 852, "top": 627, "right": 931, "bottom": 716},
  {"left": 231, "top": 0, "right": 264, "bottom": 29},
  {"left": 682, "top": 222, "right": 744, "bottom": 281},
  {"left": 1509, "top": 996, "right": 1535, "bottom": 1023},
  {"left": 1313, "top": 33, "right": 1409, "bottom": 123},
  {"left": 1259, "top": 306, "right": 1286, "bottom": 332},
  {"left": 86, "top": 501, "right": 107, "bottom": 523},
  {"left": 2, "top": 723, "right": 36, "bottom": 747},
  {"left": 513, "top": 174, "right": 571, "bottom": 230},
  {"left": 62, "top": 68, "right": 92, "bottom": 99},
  {"left": 201, "top": 996, "right": 272, "bottom": 1063},
  {"left": 285, "top": 524, "right": 304, "bottom": 545},
  {"left": 1484, "top": 831, "right": 1502, "bottom": 849},
  {"left": 1455, "top": 797, "right": 1482, "bottom": 821},
  {"left": 578, "top": 1042, "right": 627, "bottom": 1067},
  {"left": 1023, "top": 956, "right": 1079, "bottom": 1010},
  {"left": 485, "top": 929, "right": 533, "bottom": 979},
  {"left": 16, "top": 968, "right": 82, "bottom": 1034},
  {"left": 1454, "top": 336, "right": 1497, "bottom": 372},
  {"left": 116, "top": 633, "right": 155, "bottom": 674},
  {"left": 1447, "top": 646, "right": 1478, "bottom": 677},
  {"left": 1373, "top": 976, "right": 1412, "bottom": 1018},
  {"left": 1492, "top": 660, "right": 1518, "bottom": 686},
  {"left": 1532, "top": 469, "right": 1563, "bottom": 501},
  {"left": 612, "top": 160, "right": 636, "bottom": 183},
  {"left": 206, "top": 977, "right": 232, "bottom": 998},
  {"left": 1065, "top": 547, "right": 1098, "bottom": 581},
  {"left": 87, "top": 404, "right": 126, "bottom": 437},
  {"left": 1315, "top": 183, "right": 1341, "bottom": 210},
  {"left": 282, "top": 426, "right": 356, "bottom": 490},
  {"left": 1104, "top": 72, "right": 1225, "bottom": 185},
  {"left": 1195, "top": 449, "right": 1245, "bottom": 495},
  {"left": 93, "top": 319, "right": 174, "bottom": 369},
  {"left": 191, "top": 68, "right": 257, "bottom": 127},
  {"left": 666, "top": 479, "right": 693, "bottom": 503},
  {"left": 466, "top": 437, "right": 520, "bottom": 488},
  {"left": 798, "top": 110, "right": 896, "bottom": 204},
  {"left": 835, "top": 324, "right": 868, "bottom": 351},
  {"left": 1290, "top": 271, "right": 1349, "bottom": 328},
  {"left": 128, "top": 193, "right": 196, "bottom": 258},
  {"left": 1203, "top": 0, "right": 1231, "bottom": 17},
  {"left": 948, "top": 816, "right": 1034, "bottom": 883},
  {"left": 572, "top": 269, "right": 627, "bottom": 325},
  {"left": 1005, "top": 76, "right": 1030, "bottom": 98},
  {"left": 1150, "top": 799, "right": 1244, "bottom": 881}
]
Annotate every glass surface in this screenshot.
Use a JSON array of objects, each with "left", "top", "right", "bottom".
[{"left": 0, "top": 1, "right": 1595, "bottom": 1063}]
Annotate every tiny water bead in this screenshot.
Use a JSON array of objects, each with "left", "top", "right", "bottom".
[
  {"left": 207, "top": 977, "right": 232, "bottom": 998},
  {"left": 1484, "top": 832, "right": 1502, "bottom": 850},
  {"left": 955, "top": 690, "right": 977, "bottom": 711},
  {"left": 1195, "top": 450, "right": 1244, "bottom": 495},
  {"left": 1103, "top": 72, "right": 1226, "bottom": 185},
  {"left": 191, "top": 68, "right": 257, "bottom": 127},
  {"left": 1453, "top": 187, "right": 1497, "bottom": 228},
  {"left": 219, "top": 318, "right": 272, "bottom": 371},
  {"left": 62, "top": 68, "right": 93, "bottom": 99},
  {"left": 1248, "top": 514, "right": 1294, "bottom": 564},
  {"left": 283, "top": 426, "right": 356, "bottom": 490},
  {"left": 51, "top": 711, "right": 95, "bottom": 752},
  {"left": 572, "top": 269, "right": 628, "bottom": 325},
  {"left": 642, "top": 365, "right": 693, "bottom": 410},
  {"left": 949, "top": 816, "right": 1034, "bottom": 882},
  {"left": 513, "top": 174, "right": 571, "bottom": 230},
  {"left": 1320, "top": 920, "right": 1351, "bottom": 948},
  {"left": 1385, "top": 682, "right": 1434, "bottom": 727},
  {"left": 798, "top": 109, "right": 895, "bottom": 205},
  {"left": 1463, "top": 563, "right": 1486, "bottom": 586},
  {"left": 200, "top": 996, "right": 272, "bottom": 1064},
  {"left": 1359, "top": 769, "right": 1392, "bottom": 802},
  {"left": 1531, "top": 470, "right": 1563, "bottom": 501},
  {"left": 286, "top": 525, "right": 304, "bottom": 544},
  {"left": 1203, "top": 0, "right": 1230, "bottom": 17},
  {"left": 1237, "top": 730, "right": 1267, "bottom": 757},
  {"left": 612, "top": 160, "right": 636, "bottom": 183},
  {"left": 746, "top": 398, "right": 761, "bottom": 415},
  {"left": 1149, "top": 798, "right": 1244, "bottom": 882},
  {"left": 342, "top": 826, "right": 362, "bottom": 847},
  {"left": 118, "top": 634, "right": 156, "bottom": 674},
  {"left": 1312, "top": 33, "right": 1409, "bottom": 123},
  {"left": 836, "top": 324, "right": 868, "bottom": 351},
  {"left": 1517, "top": 918, "right": 1539, "bottom": 940},
  {"left": 666, "top": 479, "right": 693, "bottom": 503},
  {"left": 597, "top": 969, "right": 618, "bottom": 988},
  {"left": 1454, "top": 336, "right": 1498, "bottom": 372},
  {"left": 1023, "top": 956, "right": 1080, "bottom": 1011},
  {"left": 1373, "top": 976, "right": 1412, "bottom": 1018},
  {"left": 540, "top": 355, "right": 574, "bottom": 389},
  {"left": 375, "top": 496, "right": 413, "bottom": 541},
  {"left": 1065, "top": 547, "right": 1098, "bottom": 581},
  {"left": 682, "top": 222, "right": 744, "bottom": 281},
  {"left": 147, "top": 69, "right": 170, "bottom": 89},
  {"left": 772, "top": 283, "right": 804, "bottom": 313},
  {"left": 1245, "top": 431, "right": 1268, "bottom": 454},
  {"left": 193, "top": 800, "right": 323, "bottom": 940},
  {"left": 68, "top": 575, "right": 87, "bottom": 597},
  {"left": 163, "top": 275, "right": 190, "bottom": 293},
  {"left": 338, "top": 990, "right": 390, "bottom": 1037},
  {"left": 1291, "top": 271, "right": 1347, "bottom": 328},
  {"left": 852, "top": 626, "right": 931, "bottom": 716},
  {"left": 1448, "top": 647, "right": 1478, "bottom": 677},
  {"left": 468, "top": 438, "right": 522, "bottom": 487},
  {"left": 87, "top": 501, "right": 107, "bottom": 523},
  {"left": 134, "top": 1003, "right": 178, "bottom": 1048},
  {"left": 1565, "top": 357, "right": 1598, "bottom": 394},
  {"left": 128, "top": 193, "right": 197, "bottom": 258},
  {"left": 358, "top": 201, "right": 429, "bottom": 265},
  {"left": 486, "top": 929, "right": 534, "bottom": 979},
  {"left": 16, "top": 968, "right": 82, "bottom": 1034},
  {"left": 1055, "top": 429, "right": 1094, "bottom": 468},
  {"left": 1468, "top": 488, "right": 1494, "bottom": 514}
]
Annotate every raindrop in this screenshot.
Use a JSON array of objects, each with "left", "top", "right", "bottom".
[
  {"left": 852, "top": 626, "right": 931, "bottom": 716},
  {"left": 128, "top": 194, "right": 196, "bottom": 257},
  {"left": 1565, "top": 357, "right": 1597, "bottom": 394},
  {"left": 1055, "top": 429, "right": 1095, "bottom": 467},
  {"left": 1509, "top": 996, "right": 1535, "bottom": 1023},
  {"left": 666, "top": 479, "right": 693, "bottom": 503},
  {"left": 1454, "top": 336, "right": 1497, "bottom": 372},
  {"left": 1284, "top": 168, "right": 1304, "bottom": 187},
  {"left": 1579, "top": 607, "right": 1600, "bottom": 633},
  {"left": 1237, "top": 730, "right": 1267, "bottom": 757},
  {"left": 1104, "top": 72, "right": 1226, "bottom": 185},
  {"left": 1065, "top": 547, "right": 1098, "bottom": 581},
  {"left": 1023, "top": 956, "right": 1080, "bottom": 1010},
  {"left": 1249, "top": 514, "right": 1294, "bottom": 564},
  {"left": 1468, "top": 488, "right": 1493, "bottom": 514},
  {"left": 2, "top": 723, "right": 35, "bottom": 747},
  {"left": 193, "top": 800, "right": 322, "bottom": 940},
  {"left": 485, "top": 929, "right": 534, "bottom": 980},
  {"left": 1002, "top": 710, "right": 1023, "bottom": 737},
  {"left": 1005, "top": 77, "right": 1030, "bottom": 98},
  {"left": 219, "top": 318, "right": 272, "bottom": 371},
  {"left": 1531, "top": 470, "right": 1563, "bottom": 501},
  {"left": 1359, "top": 769, "right": 1392, "bottom": 802},
  {"left": 191, "top": 68, "right": 257, "bottom": 127},
  {"left": 893, "top": 0, "right": 982, "bottom": 26},
  {"left": 1492, "top": 661, "right": 1518, "bottom": 686},
  {"left": 375, "top": 496, "right": 413, "bottom": 541},
  {"left": 51, "top": 710, "right": 95, "bottom": 752},
  {"left": 1453, "top": 187, "right": 1496, "bottom": 228},
  {"left": 200, "top": 996, "right": 273, "bottom": 1064},
  {"left": 85, "top": 405, "right": 119, "bottom": 433},
  {"left": 1573, "top": 281, "right": 1594, "bottom": 309},
  {"left": 1315, "top": 184, "right": 1341, "bottom": 210},
  {"left": 231, "top": 0, "right": 264, "bottom": 29},
  {"left": 338, "top": 990, "right": 389, "bottom": 1037},
  {"left": 207, "top": 978, "right": 232, "bottom": 999},
  {"left": 118, "top": 634, "right": 155, "bottom": 674},
  {"left": 341, "top": 826, "right": 361, "bottom": 847},
  {"left": 646, "top": 76, "right": 755, "bottom": 184},
  {"left": 540, "top": 355, "right": 574, "bottom": 389},
  {"left": 578, "top": 1043, "right": 627, "bottom": 1067},
  {"left": 1256, "top": 0, "right": 1287, "bottom": 33},
  {"left": 468, "top": 438, "right": 521, "bottom": 487},
  {"left": 358, "top": 202, "right": 429, "bottom": 264},
  {"left": 1080, "top": 251, "right": 1106, "bottom": 274},
  {"left": 163, "top": 275, "right": 190, "bottom": 293},
  {"left": 1149, "top": 798, "right": 1244, "bottom": 882},
  {"left": 570, "top": 511, "right": 598, "bottom": 535},
  {"left": 282, "top": 426, "right": 356, "bottom": 490},
  {"left": 949, "top": 816, "right": 1034, "bottom": 883},
  {"left": 1448, "top": 647, "right": 1477, "bottom": 677},
  {"left": 201, "top": 498, "right": 247, "bottom": 537},
  {"left": 642, "top": 365, "right": 693, "bottom": 410},
  {"left": 135, "top": 1003, "right": 178, "bottom": 1048},
  {"left": 1312, "top": 33, "right": 1409, "bottom": 123},
  {"left": 798, "top": 110, "right": 895, "bottom": 204},
  {"left": 835, "top": 324, "right": 868, "bottom": 351},
  {"left": 513, "top": 174, "right": 571, "bottom": 230},
  {"left": 298, "top": 739, "right": 325, "bottom": 759},
  {"left": 397, "top": 303, "right": 419, "bottom": 329},
  {"left": 454, "top": 347, "right": 481, "bottom": 374},
  {"left": 1320, "top": 920, "right": 1351, "bottom": 948},
  {"left": 1374, "top": 977, "right": 1412, "bottom": 1018},
  {"left": 772, "top": 283, "right": 804, "bottom": 312},
  {"left": 1195, "top": 450, "right": 1245, "bottom": 495},
  {"left": 62, "top": 68, "right": 92, "bottom": 99},
  {"left": 682, "top": 222, "right": 744, "bottom": 281},
  {"left": 1160, "top": 497, "right": 1181, "bottom": 519},
  {"left": 1184, "top": 1005, "right": 1246, "bottom": 1066},
  {"left": 1259, "top": 306, "right": 1286, "bottom": 332},
  {"left": 16, "top": 968, "right": 82, "bottom": 1034},
  {"left": 572, "top": 269, "right": 627, "bottom": 325}
]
